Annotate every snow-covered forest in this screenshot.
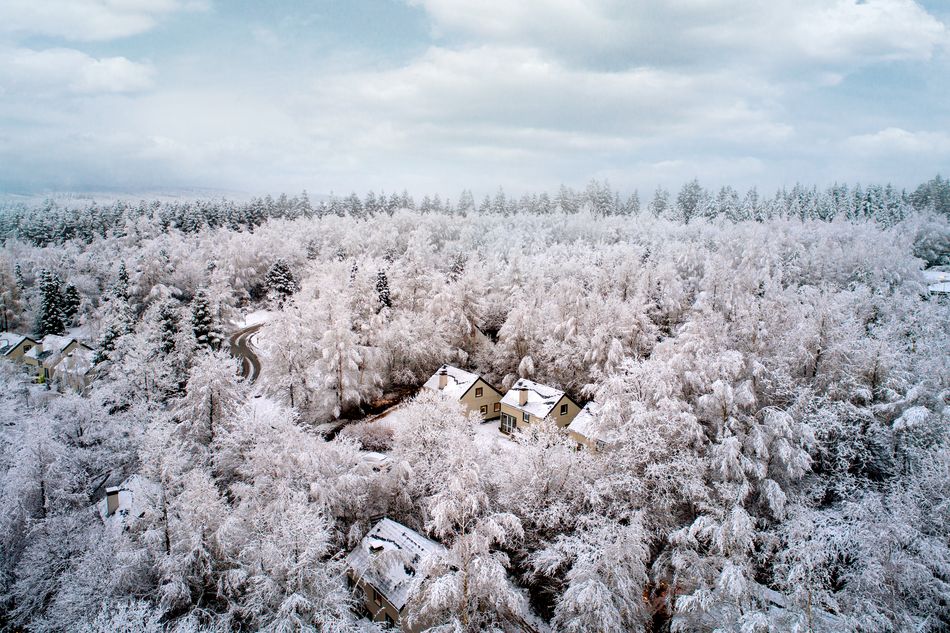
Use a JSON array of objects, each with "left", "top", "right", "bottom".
[{"left": 0, "top": 176, "right": 948, "bottom": 632}]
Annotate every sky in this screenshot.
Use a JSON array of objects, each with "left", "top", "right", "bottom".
[{"left": 0, "top": 0, "right": 948, "bottom": 198}]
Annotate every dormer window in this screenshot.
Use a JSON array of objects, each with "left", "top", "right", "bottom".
[{"left": 369, "top": 544, "right": 384, "bottom": 554}]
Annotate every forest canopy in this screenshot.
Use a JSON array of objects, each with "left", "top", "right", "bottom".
[{"left": 0, "top": 176, "right": 948, "bottom": 632}]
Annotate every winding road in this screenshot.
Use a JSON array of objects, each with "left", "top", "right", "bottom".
[{"left": 229, "top": 323, "right": 263, "bottom": 383}]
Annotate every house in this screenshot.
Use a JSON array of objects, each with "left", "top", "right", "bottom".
[
  {"left": 422, "top": 364, "right": 503, "bottom": 421},
  {"left": 924, "top": 268, "right": 950, "bottom": 297},
  {"left": 52, "top": 345, "right": 98, "bottom": 390},
  {"left": 96, "top": 474, "right": 158, "bottom": 530},
  {"left": 23, "top": 335, "right": 93, "bottom": 382},
  {"left": 346, "top": 517, "right": 444, "bottom": 632},
  {"left": 567, "top": 402, "right": 618, "bottom": 451},
  {"left": 498, "top": 378, "right": 582, "bottom": 434},
  {"left": 0, "top": 332, "right": 38, "bottom": 362}
]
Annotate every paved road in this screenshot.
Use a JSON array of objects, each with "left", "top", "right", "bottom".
[{"left": 229, "top": 323, "right": 263, "bottom": 383}]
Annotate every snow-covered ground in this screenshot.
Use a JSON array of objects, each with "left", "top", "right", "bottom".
[
  {"left": 233, "top": 309, "right": 273, "bottom": 329},
  {"left": 367, "top": 403, "right": 519, "bottom": 453}
]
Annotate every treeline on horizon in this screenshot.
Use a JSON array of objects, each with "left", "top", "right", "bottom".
[{"left": 1, "top": 175, "right": 949, "bottom": 248}]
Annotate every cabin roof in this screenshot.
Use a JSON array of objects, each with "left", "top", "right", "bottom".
[
  {"left": 346, "top": 518, "right": 444, "bottom": 611},
  {"left": 422, "top": 364, "right": 482, "bottom": 400},
  {"left": 501, "top": 378, "right": 568, "bottom": 419},
  {"left": 567, "top": 401, "right": 619, "bottom": 445},
  {"left": 0, "top": 332, "right": 32, "bottom": 356}
]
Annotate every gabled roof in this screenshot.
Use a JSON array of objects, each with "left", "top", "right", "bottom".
[
  {"left": 501, "top": 378, "right": 572, "bottom": 419},
  {"left": 24, "top": 346, "right": 53, "bottom": 362},
  {"left": 54, "top": 346, "right": 97, "bottom": 377},
  {"left": 568, "top": 402, "right": 619, "bottom": 445},
  {"left": 0, "top": 332, "right": 35, "bottom": 356},
  {"left": 423, "top": 364, "right": 494, "bottom": 400},
  {"left": 346, "top": 518, "right": 444, "bottom": 611},
  {"left": 39, "top": 334, "right": 77, "bottom": 354}
]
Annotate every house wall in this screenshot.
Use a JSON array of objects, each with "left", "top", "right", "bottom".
[
  {"left": 458, "top": 378, "right": 502, "bottom": 421},
  {"left": 4, "top": 339, "right": 36, "bottom": 362},
  {"left": 348, "top": 573, "right": 428, "bottom": 633},
  {"left": 349, "top": 573, "right": 404, "bottom": 630},
  {"left": 499, "top": 395, "right": 581, "bottom": 433}
]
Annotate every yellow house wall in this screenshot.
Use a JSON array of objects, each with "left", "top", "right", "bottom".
[
  {"left": 4, "top": 339, "right": 37, "bottom": 363},
  {"left": 458, "top": 378, "right": 502, "bottom": 420}
]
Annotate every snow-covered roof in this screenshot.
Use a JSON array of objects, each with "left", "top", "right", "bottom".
[
  {"left": 346, "top": 518, "right": 444, "bottom": 611},
  {"left": 567, "top": 402, "right": 619, "bottom": 446},
  {"left": 0, "top": 331, "right": 31, "bottom": 355},
  {"left": 55, "top": 346, "right": 97, "bottom": 378},
  {"left": 501, "top": 378, "right": 567, "bottom": 419},
  {"left": 929, "top": 281, "right": 950, "bottom": 294},
  {"left": 923, "top": 269, "right": 950, "bottom": 284},
  {"left": 24, "top": 345, "right": 52, "bottom": 362},
  {"left": 97, "top": 474, "right": 158, "bottom": 528},
  {"left": 422, "top": 364, "right": 482, "bottom": 400},
  {"left": 360, "top": 451, "right": 393, "bottom": 471},
  {"left": 40, "top": 334, "right": 76, "bottom": 354}
]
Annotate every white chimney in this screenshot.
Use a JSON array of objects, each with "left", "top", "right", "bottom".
[
  {"left": 518, "top": 386, "right": 528, "bottom": 406},
  {"left": 105, "top": 487, "right": 120, "bottom": 516},
  {"left": 438, "top": 368, "right": 448, "bottom": 389}
]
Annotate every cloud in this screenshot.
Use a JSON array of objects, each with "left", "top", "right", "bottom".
[
  {"left": 0, "top": 47, "right": 154, "bottom": 94},
  {"left": 307, "top": 45, "right": 791, "bottom": 156},
  {"left": 0, "top": 0, "right": 210, "bottom": 42},
  {"left": 845, "top": 127, "right": 950, "bottom": 154},
  {"left": 410, "top": 0, "right": 948, "bottom": 70}
]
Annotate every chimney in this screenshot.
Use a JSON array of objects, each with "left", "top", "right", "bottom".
[
  {"left": 105, "top": 487, "right": 120, "bottom": 516},
  {"left": 518, "top": 386, "right": 528, "bottom": 406},
  {"left": 438, "top": 367, "right": 448, "bottom": 389}
]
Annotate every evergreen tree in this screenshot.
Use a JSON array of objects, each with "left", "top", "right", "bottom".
[
  {"left": 61, "top": 284, "right": 80, "bottom": 323},
  {"left": 375, "top": 269, "right": 392, "bottom": 312},
  {"left": 113, "top": 262, "right": 130, "bottom": 302},
  {"left": 14, "top": 264, "right": 26, "bottom": 291},
  {"left": 35, "top": 269, "right": 65, "bottom": 337},
  {"left": 265, "top": 259, "right": 298, "bottom": 306},
  {"left": 191, "top": 289, "right": 221, "bottom": 350},
  {"left": 157, "top": 300, "right": 180, "bottom": 355}
]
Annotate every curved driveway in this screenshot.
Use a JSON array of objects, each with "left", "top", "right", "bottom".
[{"left": 229, "top": 323, "right": 263, "bottom": 383}]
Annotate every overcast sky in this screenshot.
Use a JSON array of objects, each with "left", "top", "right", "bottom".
[{"left": 1, "top": 0, "right": 948, "bottom": 197}]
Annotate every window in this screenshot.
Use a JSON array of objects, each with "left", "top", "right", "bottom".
[
  {"left": 560, "top": 403, "right": 569, "bottom": 416},
  {"left": 523, "top": 412, "right": 531, "bottom": 423},
  {"left": 385, "top": 614, "right": 396, "bottom": 627},
  {"left": 493, "top": 402, "right": 501, "bottom": 412},
  {"left": 500, "top": 413, "right": 516, "bottom": 434},
  {"left": 475, "top": 387, "right": 483, "bottom": 398},
  {"left": 372, "top": 587, "right": 382, "bottom": 606},
  {"left": 480, "top": 405, "right": 488, "bottom": 415}
]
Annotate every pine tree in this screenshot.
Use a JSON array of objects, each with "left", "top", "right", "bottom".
[
  {"left": 113, "top": 262, "right": 130, "bottom": 302},
  {"left": 14, "top": 264, "right": 26, "bottom": 291},
  {"left": 157, "top": 300, "right": 180, "bottom": 355},
  {"left": 61, "top": 284, "right": 80, "bottom": 323},
  {"left": 265, "top": 259, "right": 298, "bottom": 306},
  {"left": 375, "top": 269, "right": 391, "bottom": 311},
  {"left": 191, "top": 289, "right": 221, "bottom": 350},
  {"left": 35, "top": 269, "right": 65, "bottom": 337}
]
